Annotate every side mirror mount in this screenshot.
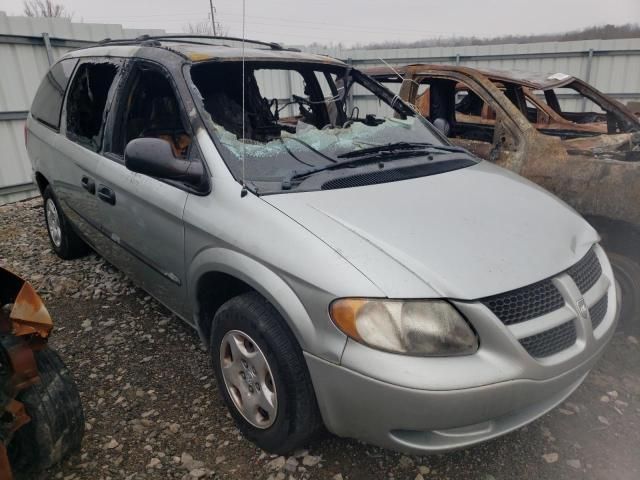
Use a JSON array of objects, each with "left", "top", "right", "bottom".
[{"left": 124, "top": 138, "right": 203, "bottom": 185}]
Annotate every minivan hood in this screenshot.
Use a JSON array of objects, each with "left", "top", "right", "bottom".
[{"left": 264, "top": 161, "right": 598, "bottom": 300}]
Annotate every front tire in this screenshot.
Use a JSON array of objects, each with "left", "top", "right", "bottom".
[
  {"left": 210, "top": 292, "right": 322, "bottom": 454},
  {"left": 43, "top": 185, "right": 88, "bottom": 260},
  {"left": 609, "top": 253, "right": 640, "bottom": 335}
]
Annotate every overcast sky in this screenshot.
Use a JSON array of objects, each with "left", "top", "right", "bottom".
[{"left": 2, "top": 0, "right": 639, "bottom": 46}]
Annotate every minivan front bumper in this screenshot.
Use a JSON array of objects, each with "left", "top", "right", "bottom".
[
  {"left": 305, "top": 332, "right": 612, "bottom": 454},
  {"left": 305, "top": 244, "right": 619, "bottom": 453}
]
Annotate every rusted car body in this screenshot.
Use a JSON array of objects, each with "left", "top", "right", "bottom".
[
  {"left": 368, "top": 64, "right": 640, "bottom": 329},
  {"left": 0, "top": 267, "right": 83, "bottom": 479}
]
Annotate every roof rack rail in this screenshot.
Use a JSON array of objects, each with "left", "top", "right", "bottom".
[{"left": 95, "top": 34, "right": 300, "bottom": 52}]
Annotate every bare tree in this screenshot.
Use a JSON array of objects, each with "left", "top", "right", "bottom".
[
  {"left": 183, "top": 2, "right": 227, "bottom": 37},
  {"left": 183, "top": 20, "right": 228, "bottom": 36},
  {"left": 341, "top": 23, "right": 640, "bottom": 51},
  {"left": 184, "top": 21, "right": 214, "bottom": 35},
  {"left": 23, "top": 0, "right": 72, "bottom": 18}
]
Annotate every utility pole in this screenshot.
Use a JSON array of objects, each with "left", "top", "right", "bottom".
[{"left": 209, "top": 0, "right": 217, "bottom": 36}]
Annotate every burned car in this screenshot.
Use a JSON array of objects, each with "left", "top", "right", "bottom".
[
  {"left": 369, "top": 64, "right": 640, "bottom": 331},
  {"left": 1, "top": 266, "right": 84, "bottom": 479},
  {"left": 27, "top": 36, "right": 618, "bottom": 454}
]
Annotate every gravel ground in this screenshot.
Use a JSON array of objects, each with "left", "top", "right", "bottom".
[{"left": 1, "top": 197, "right": 639, "bottom": 480}]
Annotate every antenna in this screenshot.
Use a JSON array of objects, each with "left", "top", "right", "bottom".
[{"left": 240, "top": 0, "right": 248, "bottom": 198}]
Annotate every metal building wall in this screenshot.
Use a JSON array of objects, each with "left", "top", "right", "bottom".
[{"left": 0, "top": 12, "right": 164, "bottom": 205}]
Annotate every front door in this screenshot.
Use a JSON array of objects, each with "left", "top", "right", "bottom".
[{"left": 95, "top": 61, "right": 193, "bottom": 315}]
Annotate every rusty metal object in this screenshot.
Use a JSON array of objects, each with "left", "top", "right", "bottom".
[
  {"left": 0, "top": 445, "right": 12, "bottom": 480},
  {"left": 366, "top": 64, "right": 640, "bottom": 230},
  {"left": 629, "top": 101, "right": 640, "bottom": 117},
  {"left": 0, "top": 267, "right": 53, "bottom": 480}
]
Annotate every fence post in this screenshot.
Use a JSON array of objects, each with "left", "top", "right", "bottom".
[
  {"left": 455, "top": 53, "right": 460, "bottom": 65},
  {"left": 42, "top": 32, "right": 54, "bottom": 66},
  {"left": 582, "top": 48, "right": 594, "bottom": 112}
]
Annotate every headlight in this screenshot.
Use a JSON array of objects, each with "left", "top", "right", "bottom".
[{"left": 329, "top": 299, "right": 478, "bottom": 356}]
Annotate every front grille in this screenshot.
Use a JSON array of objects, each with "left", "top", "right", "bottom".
[
  {"left": 481, "top": 280, "right": 564, "bottom": 326},
  {"left": 481, "top": 247, "right": 603, "bottom": 327},
  {"left": 519, "top": 320, "right": 577, "bottom": 358},
  {"left": 567, "top": 248, "right": 601, "bottom": 294},
  {"left": 589, "top": 295, "right": 608, "bottom": 330}
]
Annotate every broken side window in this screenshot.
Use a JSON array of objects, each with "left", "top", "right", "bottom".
[
  {"left": 111, "top": 64, "right": 191, "bottom": 159},
  {"left": 66, "top": 62, "right": 119, "bottom": 152},
  {"left": 544, "top": 86, "right": 607, "bottom": 124}
]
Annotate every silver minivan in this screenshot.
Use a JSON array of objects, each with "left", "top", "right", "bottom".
[{"left": 26, "top": 36, "right": 619, "bottom": 454}]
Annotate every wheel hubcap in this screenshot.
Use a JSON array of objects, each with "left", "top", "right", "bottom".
[
  {"left": 219, "top": 330, "right": 277, "bottom": 429},
  {"left": 45, "top": 199, "right": 62, "bottom": 248}
]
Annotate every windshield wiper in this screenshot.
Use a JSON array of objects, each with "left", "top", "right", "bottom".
[
  {"left": 281, "top": 145, "right": 469, "bottom": 190},
  {"left": 283, "top": 136, "right": 338, "bottom": 164},
  {"left": 337, "top": 142, "right": 467, "bottom": 159}
]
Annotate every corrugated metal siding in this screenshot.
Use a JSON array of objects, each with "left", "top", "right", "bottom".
[
  {"left": 308, "top": 38, "right": 640, "bottom": 108},
  {"left": 0, "top": 120, "right": 30, "bottom": 188},
  {"left": 0, "top": 12, "right": 165, "bottom": 204}
]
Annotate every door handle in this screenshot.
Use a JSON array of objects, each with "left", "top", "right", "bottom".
[
  {"left": 81, "top": 176, "right": 96, "bottom": 194},
  {"left": 97, "top": 185, "right": 116, "bottom": 205}
]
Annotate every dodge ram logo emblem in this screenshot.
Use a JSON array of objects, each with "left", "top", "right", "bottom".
[{"left": 576, "top": 298, "right": 589, "bottom": 319}]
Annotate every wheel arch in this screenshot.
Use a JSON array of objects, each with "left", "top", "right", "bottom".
[
  {"left": 34, "top": 171, "right": 50, "bottom": 195},
  {"left": 585, "top": 215, "right": 640, "bottom": 259},
  {"left": 189, "top": 248, "right": 319, "bottom": 353}
]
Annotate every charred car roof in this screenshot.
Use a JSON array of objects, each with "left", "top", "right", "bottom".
[
  {"left": 367, "top": 64, "right": 578, "bottom": 90},
  {"left": 63, "top": 36, "right": 346, "bottom": 66}
]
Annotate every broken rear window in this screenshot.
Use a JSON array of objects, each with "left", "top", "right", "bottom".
[
  {"left": 30, "top": 58, "right": 78, "bottom": 130},
  {"left": 190, "top": 62, "right": 450, "bottom": 193}
]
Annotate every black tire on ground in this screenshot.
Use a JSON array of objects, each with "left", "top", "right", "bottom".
[
  {"left": 42, "top": 185, "right": 88, "bottom": 260},
  {"left": 588, "top": 216, "right": 640, "bottom": 335},
  {"left": 210, "top": 292, "right": 322, "bottom": 454},
  {"left": 608, "top": 253, "right": 640, "bottom": 335},
  {"left": 8, "top": 347, "right": 85, "bottom": 477}
]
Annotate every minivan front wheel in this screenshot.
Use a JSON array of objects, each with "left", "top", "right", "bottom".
[
  {"left": 609, "top": 253, "right": 640, "bottom": 335},
  {"left": 43, "top": 186, "right": 88, "bottom": 259},
  {"left": 210, "top": 292, "right": 321, "bottom": 453}
]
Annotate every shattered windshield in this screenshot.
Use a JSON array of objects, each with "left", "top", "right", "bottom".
[{"left": 190, "top": 61, "right": 466, "bottom": 193}]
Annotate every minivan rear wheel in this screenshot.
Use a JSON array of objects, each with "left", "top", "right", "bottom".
[
  {"left": 210, "top": 292, "right": 321, "bottom": 453},
  {"left": 43, "top": 186, "right": 88, "bottom": 260}
]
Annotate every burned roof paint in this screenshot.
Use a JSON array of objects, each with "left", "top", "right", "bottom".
[{"left": 172, "top": 44, "right": 346, "bottom": 65}]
